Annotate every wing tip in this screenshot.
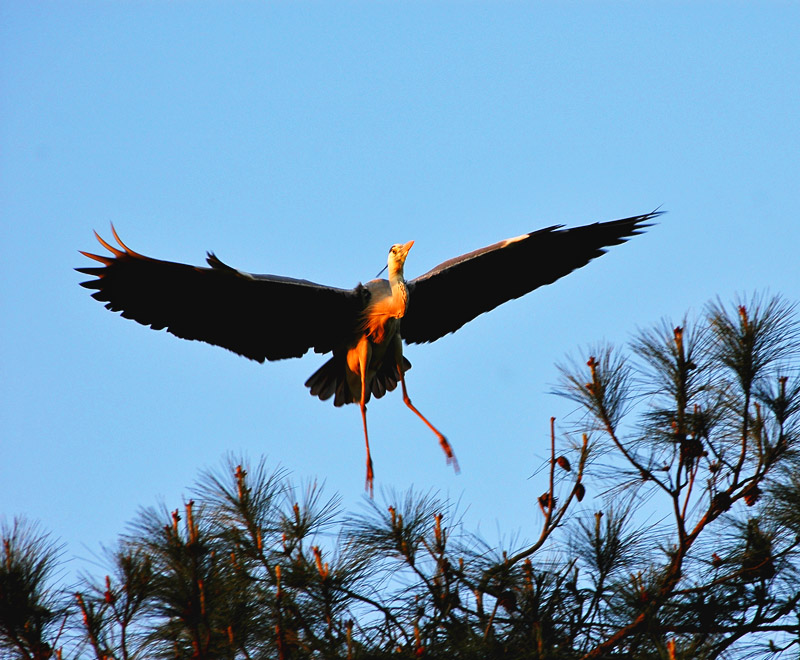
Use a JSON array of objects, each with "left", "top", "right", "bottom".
[
  {"left": 598, "top": 208, "right": 665, "bottom": 243},
  {"left": 81, "top": 225, "right": 147, "bottom": 263},
  {"left": 78, "top": 250, "right": 113, "bottom": 265},
  {"left": 110, "top": 224, "right": 146, "bottom": 258},
  {"left": 629, "top": 207, "right": 665, "bottom": 230},
  {"left": 92, "top": 228, "right": 124, "bottom": 257}
]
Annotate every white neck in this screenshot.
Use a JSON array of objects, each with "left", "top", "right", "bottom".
[
  {"left": 388, "top": 263, "right": 404, "bottom": 284},
  {"left": 388, "top": 264, "right": 409, "bottom": 316}
]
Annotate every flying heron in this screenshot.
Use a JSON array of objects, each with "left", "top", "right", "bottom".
[{"left": 78, "top": 211, "right": 657, "bottom": 493}]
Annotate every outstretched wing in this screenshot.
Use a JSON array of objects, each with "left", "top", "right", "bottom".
[
  {"left": 401, "top": 211, "right": 658, "bottom": 344},
  {"left": 77, "top": 227, "right": 366, "bottom": 362}
]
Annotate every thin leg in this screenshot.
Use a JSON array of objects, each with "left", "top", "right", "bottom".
[
  {"left": 360, "top": 397, "right": 374, "bottom": 497},
  {"left": 357, "top": 342, "right": 375, "bottom": 496},
  {"left": 398, "top": 367, "right": 459, "bottom": 474}
]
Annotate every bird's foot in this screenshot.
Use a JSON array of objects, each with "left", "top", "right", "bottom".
[
  {"left": 438, "top": 435, "right": 460, "bottom": 474},
  {"left": 365, "top": 457, "right": 375, "bottom": 498}
]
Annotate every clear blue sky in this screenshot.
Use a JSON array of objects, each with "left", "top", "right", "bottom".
[{"left": 2, "top": 3, "right": 799, "bottom": 577}]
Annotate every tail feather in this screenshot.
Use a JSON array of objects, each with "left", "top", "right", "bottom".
[
  {"left": 305, "top": 355, "right": 412, "bottom": 407},
  {"left": 305, "top": 354, "right": 347, "bottom": 404},
  {"left": 371, "top": 356, "right": 411, "bottom": 399}
]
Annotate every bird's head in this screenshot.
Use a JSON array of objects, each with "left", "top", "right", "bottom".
[{"left": 387, "top": 240, "right": 414, "bottom": 279}]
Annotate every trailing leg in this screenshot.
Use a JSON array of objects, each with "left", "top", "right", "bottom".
[{"left": 394, "top": 340, "right": 459, "bottom": 473}]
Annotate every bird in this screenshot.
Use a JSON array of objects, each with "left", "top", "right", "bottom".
[{"left": 78, "top": 211, "right": 658, "bottom": 494}]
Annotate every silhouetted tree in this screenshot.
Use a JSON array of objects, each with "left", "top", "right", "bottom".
[
  {"left": 2, "top": 294, "right": 799, "bottom": 659},
  {"left": 0, "top": 520, "right": 68, "bottom": 659}
]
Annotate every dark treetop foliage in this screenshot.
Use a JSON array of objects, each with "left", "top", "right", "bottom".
[{"left": 2, "top": 294, "right": 800, "bottom": 659}]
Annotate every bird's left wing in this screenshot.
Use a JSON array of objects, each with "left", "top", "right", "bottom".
[
  {"left": 77, "top": 227, "right": 366, "bottom": 362},
  {"left": 401, "top": 211, "right": 658, "bottom": 344}
]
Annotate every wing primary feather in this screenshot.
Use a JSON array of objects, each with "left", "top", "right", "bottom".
[
  {"left": 401, "top": 210, "right": 659, "bottom": 344},
  {"left": 78, "top": 251, "right": 113, "bottom": 266},
  {"left": 78, "top": 227, "right": 367, "bottom": 363},
  {"left": 92, "top": 230, "right": 125, "bottom": 258},
  {"left": 110, "top": 223, "right": 146, "bottom": 258}
]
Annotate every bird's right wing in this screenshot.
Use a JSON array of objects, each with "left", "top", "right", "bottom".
[
  {"left": 77, "top": 228, "right": 366, "bottom": 362},
  {"left": 401, "top": 212, "right": 658, "bottom": 344}
]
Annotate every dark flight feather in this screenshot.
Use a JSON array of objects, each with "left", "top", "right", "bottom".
[
  {"left": 78, "top": 227, "right": 365, "bottom": 362},
  {"left": 400, "top": 212, "right": 658, "bottom": 344}
]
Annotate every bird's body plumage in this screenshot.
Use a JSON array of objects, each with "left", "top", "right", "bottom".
[{"left": 78, "top": 212, "right": 658, "bottom": 492}]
